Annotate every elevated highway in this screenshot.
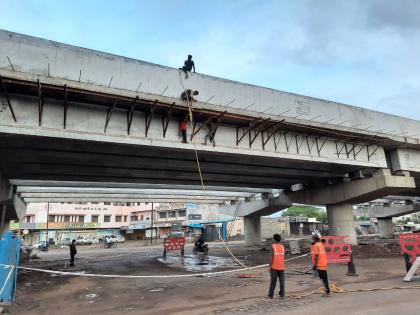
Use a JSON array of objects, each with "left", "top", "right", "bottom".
[{"left": 0, "top": 30, "right": 420, "bottom": 243}]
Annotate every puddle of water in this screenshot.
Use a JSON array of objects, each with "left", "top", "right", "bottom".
[{"left": 157, "top": 254, "right": 239, "bottom": 272}]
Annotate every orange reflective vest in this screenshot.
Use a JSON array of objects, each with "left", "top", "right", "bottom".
[
  {"left": 313, "top": 242, "right": 328, "bottom": 270},
  {"left": 271, "top": 243, "right": 285, "bottom": 270}
]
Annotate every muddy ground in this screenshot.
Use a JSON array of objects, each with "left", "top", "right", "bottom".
[{"left": 3, "top": 241, "right": 420, "bottom": 314}]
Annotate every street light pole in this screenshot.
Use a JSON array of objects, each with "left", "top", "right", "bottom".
[
  {"left": 45, "top": 202, "right": 50, "bottom": 244},
  {"left": 151, "top": 202, "right": 154, "bottom": 245}
]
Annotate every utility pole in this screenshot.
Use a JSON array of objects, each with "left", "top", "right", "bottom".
[
  {"left": 45, "top": 202, "right": 50, "bottom": 244},
  {"left": 150, "top": 202, "right": 154, "bottom": 244}
]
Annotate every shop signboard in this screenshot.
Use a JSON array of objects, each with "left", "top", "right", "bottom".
[{"left": 130, "top": 221, "right": 151, "bottom": 230}]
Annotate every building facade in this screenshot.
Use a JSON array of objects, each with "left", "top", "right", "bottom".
[
  {"left": 12, "top": 201, "right": 245, "bottom": 245},
  {"left": 11, "top": 202, "right": 156, "bottom": 245}
]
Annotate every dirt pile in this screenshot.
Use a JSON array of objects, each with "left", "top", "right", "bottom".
[{"left": 352, "top": 241, "right": 401, "bottom": 258}]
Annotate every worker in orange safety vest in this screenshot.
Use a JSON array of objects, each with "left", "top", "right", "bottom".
[
  {"left": 267, "top": 234, "right": 285, "bottom": 299},
  {"left": 312, "top": 234, "right": 331, "bottom": 296}
]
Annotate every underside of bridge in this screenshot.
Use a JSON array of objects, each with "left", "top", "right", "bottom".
[{"left": 0, "top": 133, "right": 360, "bottom": 189}]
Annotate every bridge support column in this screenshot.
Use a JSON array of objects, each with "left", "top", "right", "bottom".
[
  {"left": 244, "top": 215, "right": 261, "bottom": 246},
  {"left": 378, "top": 218, "right": 394, "bottom": 238},
  {"left": 0, "top": 172, "right": 26, "bottom": 234},
  {"left": 326, "top": 203, "right": 357, "bottom": 245}
]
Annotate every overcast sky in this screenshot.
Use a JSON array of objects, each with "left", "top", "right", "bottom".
[{"left": 1, "top": 0, "right": 419, "bottom": 120}]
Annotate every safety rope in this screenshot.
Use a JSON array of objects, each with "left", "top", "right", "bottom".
[
  {"left": 0, "top": 254, "right": 308, "bottom": 279},
  {"left": 178, "top": 72, "right": 247, "bottom": 268},
  {"left": 287, "top": 282, "right": 420, "bottom": 299}
]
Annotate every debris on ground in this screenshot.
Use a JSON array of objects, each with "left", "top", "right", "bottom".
[
  {"left": 236, "top": 274, "right": 263, "bottom": 278},
  {"left": 149, "top": 288, "right": 165, "bottom": 292},
  {"left": 352, "top": 241, "right": 400, "bottom": 258}
]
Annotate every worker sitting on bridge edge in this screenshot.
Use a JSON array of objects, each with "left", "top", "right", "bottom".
[
  {"left": 179, "top": 55, "right": 195, "bottom": 79},
  {"left": 267, "top": 234, "right": 285, "bottom": 299},
  {"left": 181, "top": 89, "right": 199, "bottom": 103},
  {"left": 312, "top": 234, "right": 331, "bottom": 296}
]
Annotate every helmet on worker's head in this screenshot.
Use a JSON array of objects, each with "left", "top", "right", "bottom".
[{"left": 312, "top": 232, "right": 321, "bottom": 241}]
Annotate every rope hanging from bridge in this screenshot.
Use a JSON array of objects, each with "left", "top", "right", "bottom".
[{"left": 178, "top": 71, "right": 247, "bottom": 268}]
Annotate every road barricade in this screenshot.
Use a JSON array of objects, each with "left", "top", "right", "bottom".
[
  {"left": 321, "top": 236, "right": 351, "bottom": 263},
  {"left": 320, "top": 235, "right": 357, "bottom": 276},
  {"left": 163, "top": 237, "right": 185, "bottom": 257},
  {"left": 399, "top": 233, "right": 420, "bottom": 281},
  {"left": 399, "top": 233, "right": 420, "bottom": 264}
]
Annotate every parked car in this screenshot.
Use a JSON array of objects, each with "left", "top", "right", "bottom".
[
  {"left": 107, "top": 235, "right": 125, "bottom": 243},
  {"left": 75, "top": 237, "right": 93, "bottom": 245},
  {"left": 32, "top": 241, "right": 48, "bottom": 249},
  {"left": 60, "top": 238, "right": 72, "bottom": 245}
]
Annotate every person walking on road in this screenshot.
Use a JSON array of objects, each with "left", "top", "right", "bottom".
[
  {"left": 312, "top": 234, "right": 331, "bottom": 296},
  {"left": 267, "top": 234, "right": 285, "bottom": 299},
  {"left": 69, "top": 239, "right": 77, "bottom": 267}
]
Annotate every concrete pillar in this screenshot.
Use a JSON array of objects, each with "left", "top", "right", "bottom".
[
  {"left": 244, "top": 215, "right": 261, "bottom": 246},
  {"left": 378, "top": 218, "right": 394, "bottom": 238},
  {"left": 326, "top": 203, "right": 357, "bottom": 244},
  {"left": 0, "top": 204, "right": 7, "bottom": 235}
]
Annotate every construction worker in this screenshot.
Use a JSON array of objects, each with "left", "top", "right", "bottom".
[
  {"left": 178, "top": 117, "right": 188, "bottom": 143},
  {"left": 267, "top": 234, "right": 285, "bottom": 299},
  {"left": 202, "top": 119, "right": 216, "bottom": 147},
  {"left": 181, "top": 89, "right": 199, "bottom": 102},
  {"left": 179, "top": 55, "right": 195, "bottom": 79},
  {"left": 312, "top": 235, "right": 331, "bottom": 296}
]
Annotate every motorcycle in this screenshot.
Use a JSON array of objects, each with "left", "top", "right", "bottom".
[
  {"left": 193, "top": 244, "right": 209, "bottom": 254},
  {"left": 38, "top": 243, "right": 49, "bottom": 252},
  {"left": 103, "top": 241, "right": 117, "bottom": 249}
]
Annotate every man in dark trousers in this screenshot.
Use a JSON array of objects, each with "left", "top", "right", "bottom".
[
  {"left": 178, "top": 117, "right": 188, "bottom": 143},
  {"left": 179, "top": 55, "right": 195, "bottom": 78},
  {"left": 312, "top": 235, "right": 331, "bottom": 296},
  {"left": 203, "top": 119, "right": 217, "bottom": 147},
  {"left": 267, "top": 234, "right": 285, "bottom": 299},
  {"left": 69, "top": 239, "right": 77, "bottom": 267}
]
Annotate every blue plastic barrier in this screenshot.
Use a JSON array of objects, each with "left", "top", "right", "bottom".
[{"left": 0, "top": 232, "right": 20, "bottom": 302}]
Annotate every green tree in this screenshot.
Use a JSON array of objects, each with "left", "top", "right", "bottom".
[
  {"left": 281, "top": 205, "right": 327, "bottom": 223},
  {"left": 354, "top": 215, "right": 370, "bottom": 221},
  {"left": 396, "top": 213, "right": 420, "bottom": 224}
]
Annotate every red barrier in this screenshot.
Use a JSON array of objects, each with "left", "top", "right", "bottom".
[
  {"left": 163, "top": 237, "right": 185, "bottom": 257},
  {"left": 320, "top": 236, "right": 352, "bottom": 264},
  {"left": 399, "top": 233, "right": 420, "bottom": 264}
]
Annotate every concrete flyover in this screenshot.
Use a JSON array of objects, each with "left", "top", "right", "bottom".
[
  {"left": 0, "top": 30, "right": 420, "bottom": 244},
  {"left": 356, "top": 196, "right": 420, "bottom": 238},
  {"left": 11, "top": 179, "right": 267, "bottom": 204}
]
